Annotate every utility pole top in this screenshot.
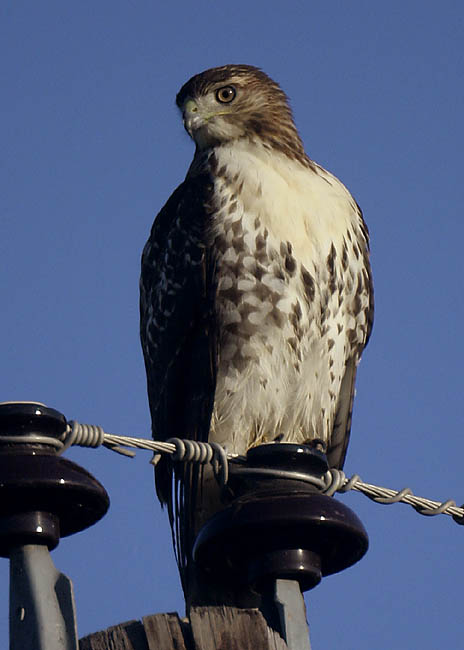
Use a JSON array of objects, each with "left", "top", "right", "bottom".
[
  {"left": 1, "top": 402, "right": 369, "bottom": 649},
  {"left": 80, "top": 607, "right": 289, "bottom": 650}
]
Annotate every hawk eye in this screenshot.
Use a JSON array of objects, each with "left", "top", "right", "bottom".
[{"left": 215, "top": 86, "right": 236, "bottom": 104}]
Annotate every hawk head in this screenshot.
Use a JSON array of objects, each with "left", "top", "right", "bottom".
[{"left": 176, "top": 64, "right": 307, "bottom": 163}]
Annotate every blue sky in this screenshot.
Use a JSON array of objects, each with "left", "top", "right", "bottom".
[{"left": 1, "top": 1, "right": 463, "bottom": 648}]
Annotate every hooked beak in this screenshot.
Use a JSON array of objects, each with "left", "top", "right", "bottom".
[{"left": 182, "top": 98, "right": 202, "bottom": 137}]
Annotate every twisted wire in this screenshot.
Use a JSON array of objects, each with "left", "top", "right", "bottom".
[
  {"left": 61, "top": 421, "right": 464, "bottom": 525},
  {"left": 322, "top": 469, "right": 464, "bottom": 524},
  {"left": 62, "top": 422, "right": 228, "bottom": 486},
  {"left": 167, "top": 438, "right": 228, "bottom": 485}
]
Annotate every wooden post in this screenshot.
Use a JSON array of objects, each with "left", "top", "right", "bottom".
[
  {"left": 79, "top": 606, "right": 289, "bottom": 650},
  {"left": 79, "top": 443, "right": 368, "bottom": 650}
]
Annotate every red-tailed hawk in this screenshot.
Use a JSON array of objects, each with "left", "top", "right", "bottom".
[{"left": 140, "top": 64, "right": 373, "bottom": 603}]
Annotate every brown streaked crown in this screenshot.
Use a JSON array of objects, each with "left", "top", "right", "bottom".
[{"left": 176, "top": 64, "right": 312, "bottom": 167}]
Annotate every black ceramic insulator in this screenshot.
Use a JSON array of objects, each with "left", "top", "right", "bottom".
[
  {"left": 226, "top": 443, "right": 329, "bottom": 499},
  {"left": 249, "top": 549, "right": 322, "bottom": 592},
  {"left": 193, "top": 442, "right": 368, "bottom": 592},
  {"left": 0, "top": 402, "right": 109, "bottom": 556},
  {"left": 0, "top": 402, "right": 67, "bottom": 450},
  {"left": 246, "top": 442, "right": 329, "bottom": 475},
  {"left": 0, "top": 511, "right": 60, "bottom": 552}
]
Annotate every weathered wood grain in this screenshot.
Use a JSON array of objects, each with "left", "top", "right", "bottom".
[
  {"left": 79, "top": 619, "right": 148, "bottom": 650},
  {"left": 79, "top": 607, "right": 288, "bottom": 650},
  {"left": 190, "top": 607, "right": 287, "bottom": 650},
  {"left": 143, "top": 612, "right": 190, "bottom": 650}
]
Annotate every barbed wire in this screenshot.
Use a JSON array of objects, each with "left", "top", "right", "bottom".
[{"left": 61, "top": 421, "right": 464, "bottom": 525}]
